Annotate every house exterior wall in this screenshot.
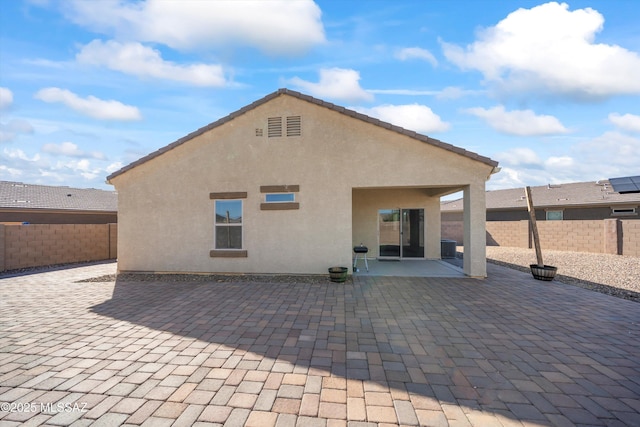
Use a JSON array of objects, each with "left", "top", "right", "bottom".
[
  {"left": 111, "top": 94, "right": 493, "bottom": 275},
  {"left": 352, "top": 188, "right": 441, "bottom": 259}
]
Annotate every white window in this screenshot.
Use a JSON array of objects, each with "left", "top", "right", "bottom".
[
  {"left": 215, "top": 200, "right": 243, "bottom": 250},
  {"left": 546, "top": 210, "right": 563, "bottom": 220},
  {"left": 265, "top": 193, "right": 295, "bottom": 203}
]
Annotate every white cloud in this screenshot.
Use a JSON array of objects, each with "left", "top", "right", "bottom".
[
  {"left": 437, "top": 86, "right": 484, "bottom": 100},
  {"left": 575, "top": 131, "right": 640, "bottom": 171},
  {"left": 368, "top": 86, "right": 482, "bottom": 99},
  {"left": 105, "top": 161, "right": 123, "bottom": 174},
  {"left": 289, "top": 68, "right": 373, "bottom": 103},
  {"left": 34, "top": 87, "right": 142, "bottom": 121},
  {"left": 77, "top": 40, "right": 228, "bottom": 87},
  {"left": 0, "top": 87, "right": 13, "bottom": 109},
  {"left": 609, "top": 113, "right": 640, "bottom": 133},
  {"left": 65, "top": 0, "right": 325, "bottom": 55},
  {"left": 42, "top": 141, "right": 106, "bottom": 160},
  {"left": 395, "top": 47, "right": 437, "bottom": 67},
  {"left": 441, "top": 2, "right": 640, "bottom": 98},
  {"left": 0, "top": 119, "right": 34, "bottom": 143},
  {"left": 0, "top": 147, "right": 114, "bottom": 186},
  {"left": 488, "top": 131, "right": 640, "bottom": 189},
  {"left": 494, "top": 147, "right": 542, "bottom": 167},
  {"left": 354, "top": 104, "right": 450, "bottom": 134},
  {"left": 544, "top": 156, "right": 574, "bottom": 169},
  {"left": 56, "top": 158, "right": 101, "bottom": 180},
  {"left": 4, "top": 148, "right": 41, "bottom": 163},
  {"left": 465, "top": 105, "right": 568, "bottom": 136}
]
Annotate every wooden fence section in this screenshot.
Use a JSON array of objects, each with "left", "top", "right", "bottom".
[
  {"left": 0, "top": 223, "right": 117, "bottom": 272},
  {"left": 441, "top": 219, "right": 639, "bottom": 257}
]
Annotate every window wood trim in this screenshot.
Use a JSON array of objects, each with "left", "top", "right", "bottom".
[
  {"left": 260, "top": 185, "right": 299, "bottom": 193},
  {"left": 260, "top": 202, "right": 299, "bottom": 211},
  {"left": 210, "top": 192, "right": 247, "bottom": 199},
  {"left": 210, "top": 250, "right": 248, "bottom": 258}
]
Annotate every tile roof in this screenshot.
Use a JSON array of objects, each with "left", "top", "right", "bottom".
[
  {"left": 441, "top": 180, "right": 640, "bottom": 211},
  {"left": 0, "top": 181, "right": 117, "bottom": 211},
  {"left": 107, "top": 88, "right": 498, "bottom": 182}
]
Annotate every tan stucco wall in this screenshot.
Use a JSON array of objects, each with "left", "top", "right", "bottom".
[{"left": 110, "top": 93, "right": 493, "bottom": 275}]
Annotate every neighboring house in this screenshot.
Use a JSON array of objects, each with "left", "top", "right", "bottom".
[
  {"left": 107, "top": 89, "right": 498, "bottom": 277},
  {"left": 441, "top": 180, "right": 640, "bottom": 222},
  {"left": 0, "top": 181, "right": 117, "bottom": 224}
]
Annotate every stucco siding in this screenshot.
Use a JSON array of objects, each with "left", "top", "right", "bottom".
[{"left": 111, "top": 93, "right": 493, "bottom": 275}]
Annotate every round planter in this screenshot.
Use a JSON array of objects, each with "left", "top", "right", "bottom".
[
  {"left": 529, "top": 264, "right": 557, "bottom": 281},
  {"left": 328, "top": 267, "right": 348, "bottom": 283}
]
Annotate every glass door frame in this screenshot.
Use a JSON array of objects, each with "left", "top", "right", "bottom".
[{"left": 377, "top": 208, "right": 425, "bottom": 260}]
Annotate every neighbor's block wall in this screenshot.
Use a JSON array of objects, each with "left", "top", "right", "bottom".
[
  {"left": 486, "top": 220, "right": 529, "bottom": 248},
  {"left": 1, "top": 223, "right": 117, "bottom": 271},
  {"left": 536, "top": 220, "right": 604, "bottom": 253},
  {"left": 441, "top": 221, "right": 464, "bottom": 245},
  {"left": 109, "top": 223, "right": 118, "bottom": 259},
  {"left": 622, "top": 219, "right": 640, "bottom": 257},
  {"left": 441, "top": 218, "right": 639, "bottom": 256}
]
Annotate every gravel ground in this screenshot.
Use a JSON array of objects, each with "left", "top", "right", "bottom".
[{"left": 482, "top": 246, "right": 640, "bottom": 302}]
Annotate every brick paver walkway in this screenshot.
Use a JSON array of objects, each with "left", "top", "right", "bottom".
[{"left": 0, "top": 262, "right": 639, "bottom": 426}]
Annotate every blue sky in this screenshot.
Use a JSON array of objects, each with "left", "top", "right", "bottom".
[{"left": 1, "top": 0, "right": 639, "bottom": 192}]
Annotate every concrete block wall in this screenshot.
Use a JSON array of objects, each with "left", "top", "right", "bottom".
[
  {"left": 109, "top": 223, "right": 118, "bottom": 259},
  {"left": 441, "top": 221, "right": 464, "bottom": 245},
  {"left": 1, "top": 223, "right": 117, "bottom": 271},
  {"left": 441, "top": 219, "right": 639, "bottom": 256},
  {"left": 622, "top": 220, "right": 640, "bottom": 257},
  {"left": 536, "top": 220, "right": 604, "bottom": 253},
  {"left": 486, "top": 220, "right": 529, "bottom": 247}
]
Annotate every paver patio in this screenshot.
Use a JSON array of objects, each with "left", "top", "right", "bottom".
[{"left": 0, "top": 261, "right": 639, "bottom": 426}]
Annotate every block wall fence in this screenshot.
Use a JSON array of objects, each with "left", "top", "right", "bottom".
[
  {"left": 0, "top": 223, "right": 117, "bottom": 272},
  {"left": 441, "top": 219, "right": 639, "bottom": 257}
]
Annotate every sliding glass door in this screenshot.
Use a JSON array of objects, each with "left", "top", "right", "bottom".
[{"left": 378, "top": 208, "right": 424, "bottom": 259}]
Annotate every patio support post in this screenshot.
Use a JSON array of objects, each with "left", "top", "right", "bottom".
[
  {"left": 463, "top": 182, "right": 487, "bottom": 277},
  {"left": 425, "top": 198, "right": 441, "bottom": 259}
]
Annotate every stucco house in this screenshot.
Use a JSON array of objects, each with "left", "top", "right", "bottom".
[{"left": 107, "top": 89, "right": 498, "bottom": 277}]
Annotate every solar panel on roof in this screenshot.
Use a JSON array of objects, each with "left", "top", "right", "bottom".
[{"left": 609, "top": 176, "right": 640, "bottom": 194}]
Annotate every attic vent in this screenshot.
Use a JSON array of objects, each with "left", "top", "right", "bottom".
[
  {"left": 268, "top": 117, "right": 282, "bottom": 138},
  {"left": 286, "top": 116, "right": 301, "bottom": 137},
  {"left": 255, "top": 128, "right": 263, "bottom": 137}
]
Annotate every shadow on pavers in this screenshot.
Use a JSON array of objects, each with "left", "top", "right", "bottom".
[{"left": 91, "top": 272, "right": 640, "bottom": 426}]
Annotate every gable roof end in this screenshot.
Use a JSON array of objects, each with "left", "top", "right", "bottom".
[{"left": 107, "top": 88, "right": 498, "bottom": 183}]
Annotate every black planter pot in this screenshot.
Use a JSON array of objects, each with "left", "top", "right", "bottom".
[
  {"left": 530, "top": 264, "right": 557, "bottom": 281},
  {"left": 328, "top": 267, "right": 348, "bottom": 283}
]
